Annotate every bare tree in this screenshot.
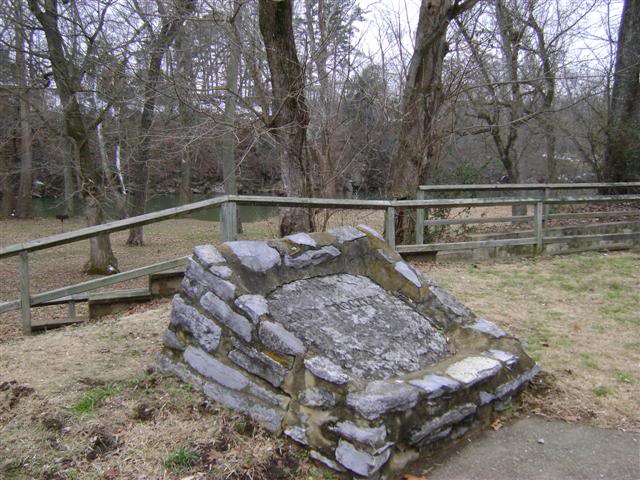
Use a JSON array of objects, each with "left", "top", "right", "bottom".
[
  {"left": 27, "top": 0, "right": 118, "bottom": 274},
  {"left": 391, "top": 0, "right": 480, "bottom": 243},
  {"left": 259, "top": 0, "right": 313, "bottom": 235},
  {"left": 127, "top": 0, "right": 195, "bottom": 246},
  {"left": 14, "top": 0, "right": 33, "bottom": 218},
  {"left": 604, "top": 0, "right": 640, "bottom": 184}
]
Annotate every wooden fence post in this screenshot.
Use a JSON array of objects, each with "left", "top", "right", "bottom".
[
  {"left": 19, "top": 251, "right": 31, "bottom": 335},
  {"left": 385, "top": 206, "right": 396, "bottom": 249},
  {"left": 534, "top": 201, "right": 544, "bottom": 254},
  {"left": 543, "top": 187, "right": 550, "bottom": 225},
  {"left": 221, "top": 201, "right": 237, "bottom": 242},
  {"left": 415, "top": 190, "right": 425, "bottom": 244}
]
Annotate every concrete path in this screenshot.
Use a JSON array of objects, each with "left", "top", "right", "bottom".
[{"left": 419, "top": 417, "right": 639, "bottom": 480}]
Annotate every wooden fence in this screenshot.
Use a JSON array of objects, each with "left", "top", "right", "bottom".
[{"left": 1, "top": 187, "right": 639, "bottom": 334}]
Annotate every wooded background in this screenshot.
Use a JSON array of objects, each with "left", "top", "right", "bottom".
[{"left": 1, "top": 0, "right": 638, "bottom": 271}]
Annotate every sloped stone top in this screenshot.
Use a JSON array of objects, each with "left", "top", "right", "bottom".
[{"left": 268, "top": 273, "right": 448, "bottom": 379}]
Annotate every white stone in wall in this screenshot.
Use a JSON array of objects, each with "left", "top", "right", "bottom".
[
  {"left": 445, "top": 356, "right": 502, "bottom": 386},
  {"left": 235, "top": 294, "right": 269, "bottom": 324},
  {"left": 394, "top": 261, "right": 422, "bottom": 288},
  {"left": 193, "top": 244, "right": 225, "bottom": 267},
  {"left": 225, "top": 241, "right": 281, "bottom": 272},
  {"left": 408, "top": 374, "right": 461, "bottom": 398},
  {"left": 285, "top": 232, "right": 317, "bottom": 247}
]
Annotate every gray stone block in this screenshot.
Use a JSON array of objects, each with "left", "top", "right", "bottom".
[
  {"left": 225, "top": 240, "right": 281, "bottom": 272},
  {"left": 445, "top": 356, "right": 502, "bottom": 386},
  {"left": 193, "top": 244, "right": 225, "bottom": 267},
  {"left": 209, "top": 265, "right": 233, "bottom": 279},
  {"left": 228, "top": 343, "right": 287, "bottom": 388},
  {"left": 259, "top": 321, "right": 306, "bottom": 356},
  {"left": 304, "top": 356, "right": 350, "bottom": 385},
  {"left": 430, "top": 285, "right": 474, "bottom": 320},
  {"left": 184, "top": 346, "right": 287, "bottom": 409},
  {"left": 299, "top": 387, "right": 336, "bottom": 408},
  {"left": 202, "top": 381, "right": 284, "bottom": 432},
  {"left": 284, "top": 426, "right": 308, "bottom": 445},
  {"left": 478, "top": 390, "right": 496, "bottom": 405},
  {"left": 181, "top": 276, "right": 206, "bottom": 302},
  {"left": 410, "top": 403, "right": 477, "bottom": 445},
  {"left": 285, "top": 232, "right": 317, "bottom": 247},
  {"left": 376, "top": 248, "right": 399, "bottom": 264},
  {"left": 483, "top": 349, "right": 519, "bottom": 367},
  {"left": 186, "top": 258, "right": 236, "bottom": 301},
  {"left": 347, "top": 381, "right": 420, "bottom": 420},
  {"left": 495, "top": 364, "right": 541, "bottom": 399},
  {"left": 331, "top": 421, "right": 388, "bottom": 448},
  {"left": 200, "top": 291, "right": 253, "bottom": 342},
  {"left": 329, "top": 225, "right": 367, "bottom": 243},
  {"left": 467, "top": 318, "right": 507, "bottom": 338},
  {"left": 184, "top": 346, "right": 249, "bottom": 390},
  {"left": 335, "top": 439, "right": 391, "bottom": 476},
  {"left": 170, "top": 295, "right": 221, "bottom": 353},
  {"left": 310, "top": 451, "right": 346, "bottom": 472},
  {"left": 394, "top": 261, "right": 422, "bottom": 288},
  {"left": 235, "top": 294, "right": 269, "bottom": 324},
  {"left": 162, "top": 329, "right": 185, "bottom": 351},
  {"left": 357, "top": 224, "right": 384, "bottom": 240},
  {"left": 408, "top": 374, "right": 461, "bottom": 399},
  {"left": 284, "top": 245, "right": 341, "bottom": 269}
]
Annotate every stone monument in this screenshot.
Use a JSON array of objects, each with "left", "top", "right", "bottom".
[{"left": 157, "top": 225, "right": 539, "bottom": 478}]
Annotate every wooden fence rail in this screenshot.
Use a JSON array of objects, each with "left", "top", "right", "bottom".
[{"left": 1, "top": 190, "right": 639, "bottom": 334}]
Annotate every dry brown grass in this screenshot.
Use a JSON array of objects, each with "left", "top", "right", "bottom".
[
  {"left": 0, "top": 301, "right": 336, "bottom": 480},
  {"left": 419, "top": 250, "right": 640, "bottom": 431}
]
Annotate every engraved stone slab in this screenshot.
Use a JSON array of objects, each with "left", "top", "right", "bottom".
[{"left": 268, "top": 274, "right": 448, "bottom": 379}]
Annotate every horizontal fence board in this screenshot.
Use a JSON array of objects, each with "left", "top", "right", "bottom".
[
  {"left": 0, "top": 299, "right": 20, "bottom": 314},
  {"left": 0, "top": 197, "right": 228, "bottom": 259},
  {"left": 418, "top": 182, "right": 640, "bottom": 192},
  {"left": 395, "top": 195, "right": 640, "bottom": 208},
  {"left": 30, "top": 256, "right": 189, "bottom": 307},
  {"left": 548, "top": 210, "right": 640, "bottom": 220},
  {"left": 229, "top": 195, "right": 391, "bottom": 209},
  {"left": 397, "top": 237, "right": 536, "bottom": 253},
  {"left": 542, "top": 232, "right": 640, "bottom": 244},
  {"left": 424, "top": 215, "right": 532, "bottom": 226}
]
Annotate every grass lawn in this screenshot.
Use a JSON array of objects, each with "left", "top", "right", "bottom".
[{"left": 0, "top": 215, "right": 638, "bottom": 479}]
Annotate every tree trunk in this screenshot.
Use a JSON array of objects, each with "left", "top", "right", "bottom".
[
  {"left": 15, "top": 0, "right": 33, "bottom": 219},
  {"left": 391, "top": 0, "right": 479, "bottom": 244},
  {"left": 223, "top": 2, "right": 243, "bottom": 235},
  {"left": 1, "top": 136, "right": 18, "bottom": 218},
  {"left": 28, "top": 0, "right": 118, "bottom": 274},
  {"left": 604, "top": 0, "right": 640, "bottom": 185},
  {"left": 259, "top": 0, "right": 314, "bottom": 235},
  {"left": 127, "top": 0, "right": 194, "bottom": 245}
]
